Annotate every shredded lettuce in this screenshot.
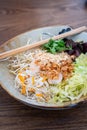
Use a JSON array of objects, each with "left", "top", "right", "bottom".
[{"left": 50, "top": 54, "right": 87, "bottom": 103}]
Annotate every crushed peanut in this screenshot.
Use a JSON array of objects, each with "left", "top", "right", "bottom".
[{"left": 35, "top": 53, "right": 74, "bottom": 79}]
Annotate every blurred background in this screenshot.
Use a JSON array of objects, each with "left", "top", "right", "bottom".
[{"left": 0, "top": 0, "right": 87, "bottom": 45}]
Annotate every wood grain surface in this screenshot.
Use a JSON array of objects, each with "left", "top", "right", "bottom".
[{"left": 0, "top": 0, "right": 87, "bottom": 130}]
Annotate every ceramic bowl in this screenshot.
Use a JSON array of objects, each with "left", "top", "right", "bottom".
[{"left": 0, "top": 25, "right": 87, "bottom": 110}]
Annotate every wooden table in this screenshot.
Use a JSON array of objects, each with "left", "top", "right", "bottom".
[{"left": 0, "top": 0, "right": 87, "bottom": 130}]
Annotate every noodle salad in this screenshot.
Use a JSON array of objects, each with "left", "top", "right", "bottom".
[{"left": 8, "top": 31, "right": 87, "bottom": 104}]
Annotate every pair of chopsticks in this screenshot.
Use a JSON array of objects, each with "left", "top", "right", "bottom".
[{"left": 0, "top": 26, "right": 87, "bottom": 60}]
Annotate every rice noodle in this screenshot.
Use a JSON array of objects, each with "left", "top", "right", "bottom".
[{"left": 8, "top": 48, "right": 73, "bottom": 103}]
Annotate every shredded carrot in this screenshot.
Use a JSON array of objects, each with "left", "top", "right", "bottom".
[
  {"left": 18, "top": 74, "right": 25, "bottom": 83},
  {"left": 21, "top": 85, "right": 26, "bottom": 95},
  {"left": 42, "top": 76, "right": 47, "bottom": 82},
  {"left": 32, "top": 76, "right": 35, "bottom": 85},
  {"left": 36, "top": 93, "right": 43, "bottom": 97}
]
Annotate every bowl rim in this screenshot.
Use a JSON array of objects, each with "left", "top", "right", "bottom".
[{"left": 0, "top": 24, "right": 72, "bottom": 48}]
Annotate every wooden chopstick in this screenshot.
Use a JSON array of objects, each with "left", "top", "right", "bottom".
[{"left": 0, "top": 26, "right": 87, "bottom": 60}]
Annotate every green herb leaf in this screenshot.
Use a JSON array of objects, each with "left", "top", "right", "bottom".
[{"left": 42, "top": 39, "right": 72, "bottom": 54}]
